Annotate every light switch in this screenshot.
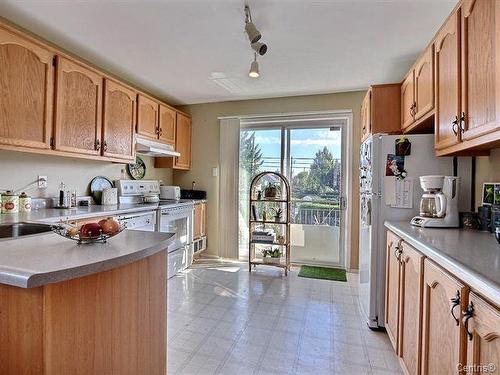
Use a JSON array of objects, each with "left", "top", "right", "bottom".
[{"left": 212, "top": 167, "right": 219, "bottom": 177}]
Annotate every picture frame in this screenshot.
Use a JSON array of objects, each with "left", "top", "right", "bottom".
[{"left": 482, "top": 182, "right": 499, "bottom": 206}]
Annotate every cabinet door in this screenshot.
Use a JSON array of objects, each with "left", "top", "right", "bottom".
[
  {"left": 464, "top": 292, "right": 500, "bottom": 374},
  {"left": 137, "top": 94, "right": 159, "bottom": 140},
  {"left": 415, "top": 45, "right": 435, "bottom": 120},
  {"left": 174, "top": 113, "right": 192, "bottom": 170},
  {"left": 54, "top": 56, "right": 102, "bottom": 155},
  {"left": 200, "top": 202, "right": 207, "bottom": 237},
  {"left": 102, "top": 79, "right": 136, "bottom": 161},
  {"left": 399, "top": 242, "right": 424, "bottom": 375},
  {"left": 421, "top": 259, "right": 468, "bottom": 375},
  {"left": 361, "top": 90, "right": 371, "bottom": 141},
  {"left": 401, "top": 71, "right": 415, "bottom": 130},
  {"left": 158, "top": 104, "right": 176, "bottom": 145},
  {"left": 193, "top": 203, "right": 202, "bottom": 239},
  {"left": 0, "top": 27, "right": 54, "bottom": 149},
  {"left": 435, "top": 11, "right": 461, "bottom": 150},
  {"left": 460, "top": 0, "right": 500, "bottom": 141},
  {"left": 385, "top": 231, "right": 401, "bottom": 353}
]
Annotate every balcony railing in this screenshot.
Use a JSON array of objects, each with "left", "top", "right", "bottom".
[{"left": 291, "top": 202, "right": 340, "bottom": 227}]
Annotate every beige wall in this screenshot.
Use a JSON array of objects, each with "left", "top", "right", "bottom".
[
  {"left": 175, "top": 91, "right": 365, "bottom": 270},
  {"left": 474, "top": 148, "right": 500, "bottom": 208},
  {"left": 0, "top": 150, "right": 172, "bottom": 199}
]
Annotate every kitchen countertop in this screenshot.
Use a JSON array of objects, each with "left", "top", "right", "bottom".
[
  {"left": 0, "top": 230, "right": 174, "bottom": 288},
  {"left": 0, "top": 200, "right": 201, "bottom": 225},
  {"left": 385, "top": 221, "right": 500, "bottom": 306}
]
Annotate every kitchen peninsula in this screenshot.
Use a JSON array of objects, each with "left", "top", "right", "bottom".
[{"left": 0, "top": 229, "right": 173, "bottom": 375}]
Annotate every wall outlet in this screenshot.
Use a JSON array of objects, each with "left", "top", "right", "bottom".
[
  {"left": 212, "top": 167, "right": 219, "bottom": 177},
  {"left": 38, "top": 175, "right": 48, "bottom": 189}
]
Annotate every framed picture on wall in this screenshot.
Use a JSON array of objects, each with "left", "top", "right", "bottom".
[{"left": 482, "top": 182, "right": 498, "bottom": 206}]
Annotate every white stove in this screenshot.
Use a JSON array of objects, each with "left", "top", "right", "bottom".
[
  {"left": 115, "top": 179, "right": 195, "bottom": 278},
  {"left": 115, "top": 179, "right": 161, "bottom": 204}
]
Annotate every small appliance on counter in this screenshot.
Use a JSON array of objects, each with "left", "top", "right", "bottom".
[
  {"left": 160, "top": 186, "right": 180, "bottom": 201},
  {"left": 101, "top": 187, "right": 118, "bottom": 205},
  {"left": 411, "top": 175, "right": 460, "bottom": 228},
  {"left": 181, "top": 189, "right": 207, "bottom": 200}
]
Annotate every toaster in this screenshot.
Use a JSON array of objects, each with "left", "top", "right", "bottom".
[{"left": 160, "top": 186, "right": 181, "bottom": 200}]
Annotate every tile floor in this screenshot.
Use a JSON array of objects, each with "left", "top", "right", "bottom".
[{"left": 167, "top": 263, "right": 402, "bottom": 375}]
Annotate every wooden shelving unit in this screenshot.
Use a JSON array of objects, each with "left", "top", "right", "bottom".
[{"left": 248, "top": 171, "right": 291, "bottom": 276}]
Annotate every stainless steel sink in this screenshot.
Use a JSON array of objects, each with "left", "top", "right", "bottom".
[{"left": 0, "top": 222, "right": 53, "bottom": 239}]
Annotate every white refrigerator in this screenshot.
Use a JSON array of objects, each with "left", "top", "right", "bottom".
[{"left": 358, "top": 134, "right": 471, "bottom": 328}]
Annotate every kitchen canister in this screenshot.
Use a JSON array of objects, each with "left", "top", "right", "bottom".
[
  {"left": 19, "top": 192, "right": 32, "bottom": 212},
  {"left": 101, "top": 187, "right": 118, "bottom": 205},
  {"left": 1, "top": 191, "right": 19, "bottom": 214}
]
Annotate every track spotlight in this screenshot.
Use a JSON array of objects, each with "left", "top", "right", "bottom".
[
  {"left": 251, "top": 41, "right": 268, "bottom": 56},
  {"left": 244, "top": 5, "right": 262, "bottom": 43},
  {"left": 249, "top": 53, "right": 260, "bottom": 78}
]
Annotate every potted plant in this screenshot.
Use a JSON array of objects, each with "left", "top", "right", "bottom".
[
  {"left": 262, "top": 247, "right": 282, "bottom": 264},
  {"left": 273, "top": 207, "right": 283, "bottom": 222},
  {"left": 264, "top": 182, "right": 280, "bottom": 199},
  {"left": 276, "top": 234, "right": 286, "bottom": 245}
]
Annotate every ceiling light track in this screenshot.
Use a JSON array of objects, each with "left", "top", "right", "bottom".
[{"left": 244, "top": 4, "right": 267, "bottom": 78}]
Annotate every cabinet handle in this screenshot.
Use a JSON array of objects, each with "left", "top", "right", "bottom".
[
  {"left": 155, "top": 127, "right": 160, "bottom": 135},
  {"left": 452, "top": 116, "right": 459, "bottom": 136},
  {"left": 103, "top": 141, "right": 108, "bottom": 152},
  {"left": 159, "top": 127, "right": 163, "bottom": 136},
  {"left": 450, "top": 290, "right": 461, "bottom": 326},
  {"left": 95, "top": 139, "right": 101, "bottom": 151},
  {"left": 459, "top": 112, "right": 466, "bottom": 133},
  {"left": 462, "top": 302, "right": 474, "bottom": 341}
]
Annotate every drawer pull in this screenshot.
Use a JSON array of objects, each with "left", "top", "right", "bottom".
[{"left": 450, "top": 291, "right": 461, "bottom": 326}]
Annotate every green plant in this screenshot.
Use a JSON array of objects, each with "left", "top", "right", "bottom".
[
  {"left": 262, "top": 247, "right": 282, "bottom": 258},
  {"left": 273, "top": 207, "right": 283, "bottom": 220},
  {"left": 276, "top": 234, "right": 286, "bottom": 244},
  {"left": 264, "top": 182, "right": 280, "bottom": 198}
]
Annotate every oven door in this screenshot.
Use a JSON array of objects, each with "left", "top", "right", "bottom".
[{"left": 159, "top": 210, "right": 192, "bottom": 252}]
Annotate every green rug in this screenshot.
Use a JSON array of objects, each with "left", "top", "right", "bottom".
[{"left": 298, "top": 265, "right": 347, "bottom": 282}]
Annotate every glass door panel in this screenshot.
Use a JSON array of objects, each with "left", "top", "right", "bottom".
[
  {"left": 238, "top": 128, "right": 282, "bottom": 259},
  {"left": 287, "top": 127, "right": 343, "bottom": 266}
]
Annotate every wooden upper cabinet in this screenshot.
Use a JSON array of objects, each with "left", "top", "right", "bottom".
[
  {"left": 401, "top": 71, "right": 415, "bottom": 130},
  {"left": 0, "top": 26, "right": 54, "bottom": 150},
  {"left": 421, "top": 259, "right": 468, "bottom": 375},
  {"left": 361, "top": 84, "right": 401, "bottom": 142},
  {"left": 385, "top": 231, "right": 401, "bottom": 353},
  {"left": 361, "top": 90, "right": 371, "bottom": 142},
  {"left": 435, "top": 9, "right": 461, "bottom": 151},
  {"left": 460, "top": 0, "right": 500, "bottom": 141},
  {"left": 174, "top": 113, "right": 192, "bottom": 170},
  {"left": 414, "top": 45, "right": 434, "bottom": 121},
  {"left": 399, "top": 242, "right": 424, "bottom": 375},
  {"left": 102, "top": 79, "right": 136, "bottom": 161},
  {"left": 158, "top": 104, "right": 176, "bottom": 145},
  {"left": 464, "top": 292, "right": 500, "bottom": 374},
  {"left": 137, "top": 94, "right": 159, "bottom": 140},
  {"left": 54, "top": 56, "right": 102, "bottom": 155}
]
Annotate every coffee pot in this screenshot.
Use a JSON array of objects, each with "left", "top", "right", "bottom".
[{"left": 411, "top": 175, "right": 460, "bottom": 228}]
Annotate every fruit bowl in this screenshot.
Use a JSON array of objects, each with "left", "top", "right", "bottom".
[{"left": 51, "top": 220, "right": 125, "bottom": 244}]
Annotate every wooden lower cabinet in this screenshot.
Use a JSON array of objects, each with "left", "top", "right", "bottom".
[
  {"left": 463, "top": 292, "right": 500, "bottom": 375},
  {"left": 385, "top": 230, "right": 402, "bottom": 352},
  {"left": 398, "top": 241, "right": 424, "bottom": 375},
  {"left": 421, "top": 259, "right": 468, "bottom": 375},
  {"left": 0, "top": 251, "right": 167, "bottom": 375},
  {"left": 193, "top": 202, "right": 207, "bottom": 240}
]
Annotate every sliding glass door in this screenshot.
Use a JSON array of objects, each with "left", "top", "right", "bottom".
[{"left": 238, "top": 122, "right": 345, "bottom": 267}]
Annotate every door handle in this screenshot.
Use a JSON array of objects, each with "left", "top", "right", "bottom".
[
  {"left": 452, "top": 116, "right": 459, "bottom": 136},
  {"left": 463, "top": 302, "right": 474, "bottom": 341},
  {"left": 450, "top": 290, "right": 461, "bottom": 326},
  {"left": 459, "top": 112, "right": 466, "bottom": 133}
]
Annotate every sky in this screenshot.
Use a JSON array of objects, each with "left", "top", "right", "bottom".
[{"left": 244, "top": 127, "right": 342, "bottom": 174}]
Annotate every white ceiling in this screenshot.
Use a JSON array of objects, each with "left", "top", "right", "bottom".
[{"left": 0, "top": 0, "right": 456, "bottom": 105}]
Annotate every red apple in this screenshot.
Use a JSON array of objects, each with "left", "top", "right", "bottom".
[
  {"left": 79, "top": 222, "right": 102, "bottom": 239},
  {"left": 98, "top": 217, "right": 120, "bottom": 235}
]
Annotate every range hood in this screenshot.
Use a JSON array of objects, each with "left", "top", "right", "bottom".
[{"left": 135, "top": 138, "right": 180, "bottom": 157}]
